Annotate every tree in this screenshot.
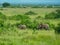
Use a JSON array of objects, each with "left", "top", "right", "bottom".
[
  {"left": 45, "top": 12, "right": 56, "bottom": 19},
  {"left": 45, "top": 9, "right": 60, "bottom": 19},
  {"left": 2, "top": 2, "right": 10, "bottom": 7}
]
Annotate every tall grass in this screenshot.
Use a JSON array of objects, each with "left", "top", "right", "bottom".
[{"left": 0, "top": 8, "right": 60, "bottom": 45}]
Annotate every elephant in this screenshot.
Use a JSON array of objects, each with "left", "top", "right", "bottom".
[
  {"left": 37, "top": 23, "right": 49, "bottom": 30},
  {"left": 18, "top": 24, "right": 26, "bottom": 29}
]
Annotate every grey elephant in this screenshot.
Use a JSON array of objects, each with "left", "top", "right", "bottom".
[
  {"left": 18, "top": 24, "right": 26, "bottom": 29},
  {"left": 37, "top": 23, "right": 49, "bottom": 30}
]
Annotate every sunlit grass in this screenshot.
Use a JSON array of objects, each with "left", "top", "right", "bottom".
[
  {"left": 0, "top": 29, "right": 59, "bottom": 45},
  {"left": 0, "top": 8, "right": 60, "bottom": 45}
]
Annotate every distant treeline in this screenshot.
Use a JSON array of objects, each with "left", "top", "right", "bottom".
[{"left": 0, "top": 2, "right": 60, "bottom": 8}]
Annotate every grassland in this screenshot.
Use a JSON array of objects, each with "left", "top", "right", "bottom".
[{"left": 0, "top": 8, "right": 60, "bottom": 45}]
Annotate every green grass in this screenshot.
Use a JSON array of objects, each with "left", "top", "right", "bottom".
[
  {"left": 0, "top": 29, "right": 58, "bottom": 45},
  {"left": 0, "top": 8, "right": 58, "bottom": 16},
  {"left": 0, "top": 29, "right": 60, "bottom": 45},
  {"left": 0, "top": 8, "right": 60, "bottom": 45}
]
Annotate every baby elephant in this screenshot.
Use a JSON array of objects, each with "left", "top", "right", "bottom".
[
  {"left": 37, "top": 23, "right": 49, "bottom": 30},
  {"left": 18, "top": 24, "right": 26, "bottom": 29}
]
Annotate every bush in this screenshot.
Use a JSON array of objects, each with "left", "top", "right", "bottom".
[
  {"left": 0, "top": 12, "right": 6, "bottom": 20},
  {"left": 2, "top": 2, "right": 11, "bottom": 7},
  {"left": 9, "top": 15, "right": 30, "bottom": 20},
  {"left": 45, "top": 9, "right": 60, "bottom": 19},
  {"left": 26, "top": 20, "right": 38, "bottom": 29},
  {"left": 24, "top": 11, "right": 37, "bottom": 15},
  {"left": 35, "top": 16, "right": 42, "bottom": 19},
  {"left": 0, "top": 20, "right": 4, "bottom": 27},
  {"left": 55, "top": 23, "right": 60, "bottom": 34},
  {"left": 45, "top": 12, "right": 56, "bottom": 19},
  {"left": 15, "top": 19, "right": 31, "bottom": 26},
  {"left": 47, "top": 23, "right": 55, "bottom": 29},
  {"left": 56, "top": 9, "right": 60, "bottom": 13},
  {"left": 55, "top": 9, "right": 60, "bottom": 18},
  {"left": 4, "top": 22, "right": 16, "bottom": 30},
  {"left": 15, "top": 19, "right": 38, "bottom": 30},
  {"left": 17, "top": 19, "right": 32, "bottom": 28}
]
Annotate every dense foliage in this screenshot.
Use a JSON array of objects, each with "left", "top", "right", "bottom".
[
  {"left": 45, "top": 9, "right": 60, "bottom": 19},
  {"left": 2, "top": 2, "right": 11, "bottom": 7},
  {"left": 55, "top": 23, "right": 60, "bottom": 34},
  {"left": 0, "top": 9, "right": 60, "bottom": 34},
  {"left": 9, "top": 15, "right": 30, "bottom": 20}
]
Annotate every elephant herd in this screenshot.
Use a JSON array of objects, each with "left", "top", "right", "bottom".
[{"left": 18, "top": 23, "right": 49, "bottom": 30}]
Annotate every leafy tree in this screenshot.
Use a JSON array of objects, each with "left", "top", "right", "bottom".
[
  {"left": 2, "top": 2, "right": 10, "bottom": 7},
  {"left": 45, "top": 9, "right": 60, "bottom": 19},
  {"left": 45, "top": 12, "right": 56, "bottom": 19}
]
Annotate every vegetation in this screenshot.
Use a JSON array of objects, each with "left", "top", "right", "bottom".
[
  {"left": 0, "top": 12, "right": 6, "bottom": 20},
  {"left": 55, "top": 23, "right": 60, "bottom": 34},
  {"left": 24, "top": 11, "right": 37, "bottom": 15},
  {"left": 45, "top": 9, "right": 60, "bottom": 19},
  {"left": 2, "top": 2, "right": 11, "bottom": 7},
  {"left": 9, "top": 15, "right": 30, "bottom": 20},
  {"left": 0, "top": 8, "right": 60, "bottom": 45}
]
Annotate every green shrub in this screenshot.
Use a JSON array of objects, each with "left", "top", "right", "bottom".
[
  {"left": 21, "top": 19, "right": 31, "bottom": 25},
  {"left": 55, "top": 23, "right": 60, "bottom": 34},
  {"left": 0, "top": 20, "right": 4, "bottom": 27},
  {"left": 0, "top": 12, "right": 6, "bottom": 20},
  {"left": 15, "top": 19, "right": 38, "bottom": 30},
  {"left": 55, "top": 9, "right": 60, "bottom": 18},
  {"left": 21, "top": 18, "right": 31, "bottom": 28},
  {"left": 26, "top": 20, "right": 38, "bottom": 29},
  {"left": 9, "top": 15, "right": 30, "bottom": 20},
  {"left": 56, "top": 9, "right": 60, "bottom": 13},
  {"left": 48, "top": 23, "right": 55, "bottom": 29},
  {"left": 0, "top": 20, "right": 4, "bottom": 33},
  {"left": 45, "top": 9, "right": 60, "bottom": 19},
  {"left": 2, "top": 2, "right": 11, "bottom": 7},
  {"left": 35, "top": 16, "right": 42, "bottom": 19},
  {"left": 16, "top": 19, "right": 32, "bottom": 28},
  {"left": 4, "top": 23, "right": 11, "bottom": 29},
  {"left": 24, "top": 11, "right": 37, "bottom": 15},
  {"left": 45, "top": 12, "right": 56, "bottom": 19}
]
